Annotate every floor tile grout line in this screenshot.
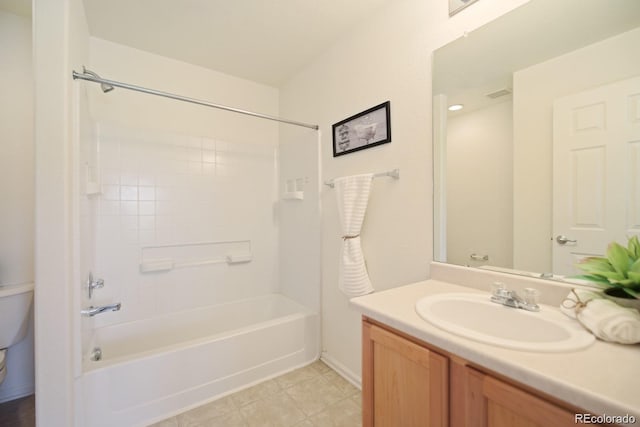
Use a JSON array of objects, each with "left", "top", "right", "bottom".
[
  {"left": 154, "top": 361, "right": 362, "bottom": 427},
  {"left": 235, "top": 363, "right": 326, "bottom": 426}
]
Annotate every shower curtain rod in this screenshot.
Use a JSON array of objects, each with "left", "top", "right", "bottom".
[{"left": 72, "top": 69, "right": 319, "bottom": 130}]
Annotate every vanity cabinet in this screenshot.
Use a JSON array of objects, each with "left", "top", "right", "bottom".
[
  {"left": 363, "top": 318, "right": 598, "bottom": 427},
  {"left": 450, "top": 359, "right": 577, "bottom": 427},
  {"left": 362, "top": 320, "right": 448, "bottom": 427}
]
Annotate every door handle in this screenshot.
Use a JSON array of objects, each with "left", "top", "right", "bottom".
[{"left": 556, "top": 235, "right": 577, "bottom": 245}]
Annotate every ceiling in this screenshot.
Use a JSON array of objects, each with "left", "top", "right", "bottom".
[
  {"left": 1, "top": 0, "right": 395, "bottom": 88},
  {"left": 82, "top": 0, "right": 394, "bottom": 88}
]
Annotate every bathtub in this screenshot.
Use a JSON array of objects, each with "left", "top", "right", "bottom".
[{"left": 80, "top": 293, "right": 319, "bottom": 427}]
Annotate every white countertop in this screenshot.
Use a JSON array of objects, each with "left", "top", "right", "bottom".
[{"left": 350, "top": 279, "right": 640, "bottom": 420}]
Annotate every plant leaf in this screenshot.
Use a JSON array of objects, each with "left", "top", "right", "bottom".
[
  {"left": 578, "top": 255, "right": 610, "bottom": 264},
  {"left": 572, "top": 274, "right": 611, "bottom": 286},
  {"left": 629, "top": 236, "right": 640, "bottom": 260},
  {"left": 627, "top": 271, "right": 640, "bottom": 284},
  {"left": 609, "top": 278, "right": 635, "bottom": 286},
  {"left": 575, "top": 263, "right": 612, "bottom": 274},
  {"left": 622, "top": 287, "right": 640, "bottom": 298},
  {"left": 594, "top": 271, "right": 625, "bottom": 281},
  {"left": 575, "top": 257, "right": 614, "bottom": 273},
  {"left": 607, "top": 242, "right": 630, "bottom": 277}
]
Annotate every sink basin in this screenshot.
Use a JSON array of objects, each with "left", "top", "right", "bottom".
[{"left": 415, "top": 293, "right": 594, "bottom": 352}]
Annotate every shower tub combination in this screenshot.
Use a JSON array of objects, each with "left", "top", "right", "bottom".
[
  {"left": 74, "top": 68, "right": 321, "bottom": 427},
  {"left": 81, "top": 293, "right": 318, "bottom": 427}
]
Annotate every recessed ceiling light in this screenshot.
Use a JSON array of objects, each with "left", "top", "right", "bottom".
[{"left": 448, "top": 104, "right": 464, "bottom": 111}]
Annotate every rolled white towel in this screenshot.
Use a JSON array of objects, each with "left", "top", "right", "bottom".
[{"left": 561, "top": 289, "right": 640, "bottom": 344}]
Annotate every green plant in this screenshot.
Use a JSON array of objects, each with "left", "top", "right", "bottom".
[{"left": 575, "top": 236, "right": 640, "bottom": 298}]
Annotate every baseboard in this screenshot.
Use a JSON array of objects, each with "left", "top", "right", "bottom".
[
  {"left": 0, "top": 384, "right": 35, "bottom": 404},
  {"left": 320, "top": 351, "right": 362, "bottom": 390}
]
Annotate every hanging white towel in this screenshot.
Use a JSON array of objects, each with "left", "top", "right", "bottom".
[{"left": 334, "top": 173, "right": 374, "bottom": 298}]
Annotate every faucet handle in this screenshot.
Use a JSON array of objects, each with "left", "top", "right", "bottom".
[
  {"left": 523, "top": 288, "right": 540, "bottom": 308},
  {"left": 490, "top": 282, "right": 507, "bottom": 296},
  {"left": 521, "top": 288, "right": 541, "bottom": 312}
]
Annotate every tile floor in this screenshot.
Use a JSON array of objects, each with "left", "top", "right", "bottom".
[
  {"left": 0, "top": 361, "right": 360, "bottom": 427},
  {"left": 150, "top": 361, "right": 362, "bottom": 427},
  {"left": 0, "top": 393, "right": 35, "bottom": 427}
]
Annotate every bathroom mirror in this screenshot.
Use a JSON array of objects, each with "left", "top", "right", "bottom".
[{"left": 433, "top": 0, "right": 640, "bottom": 281}]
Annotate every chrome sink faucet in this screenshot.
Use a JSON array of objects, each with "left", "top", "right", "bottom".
[
  {"left": 81, "top": 303, "right": 122, "bottom": 317},
  {"left": 490, "top": 283, "right": 540, "bottom": 312}
]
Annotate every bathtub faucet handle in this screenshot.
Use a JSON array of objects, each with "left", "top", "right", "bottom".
[
  {"left": 81, "top": 302, "right": 121, "bottom": 317},
  {"left": 87, "top": 272, "right": 105, "bottom": 299}
]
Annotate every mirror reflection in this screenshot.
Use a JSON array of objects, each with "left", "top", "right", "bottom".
[{"left": 433, "top": 0, "right": 640, "bottom": 281}]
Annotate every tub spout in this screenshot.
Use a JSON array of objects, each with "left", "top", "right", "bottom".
[{"left": 81, "top": 303, "right": 121, "bottom": 317}]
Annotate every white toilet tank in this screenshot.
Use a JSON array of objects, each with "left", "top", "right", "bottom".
[{"left": 0, "top": 282, "right": 34, "bottom": 349}]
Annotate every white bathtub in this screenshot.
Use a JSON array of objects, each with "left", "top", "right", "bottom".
[{"left": 80, "top": 293, "right": 318, "bottom": 427}]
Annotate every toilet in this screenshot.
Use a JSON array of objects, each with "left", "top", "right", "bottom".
[{"left": 0, "top": 282, "right": 34, "bottom": 385}]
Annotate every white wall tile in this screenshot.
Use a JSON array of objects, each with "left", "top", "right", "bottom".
[
  {"left": 120, "top": 172, "right": 138, "bottom": 186},
  {"left": 100, "top": 200, "right": 120, "bottom": 216},
  {"left": 138, "top": 186, "right": 155, "bottom": 201},
  {"left": 93, "top": 123, "right": 280, "bottom": 328},
  {"left": 139, "top": 201, "right": 155, "bottom": 216},
  {"left": 120, "top": 186, "right": 138, "bottom": 201},
  {"left": 138, "top": 174, "right": 155, "bottom": 186},
  {"left": 102, "top": 185, "right": 120, "bottom": 200},
  {"left": 138, "top": 230, "right": 156, "bottom": 246},
  {"left": 120, "top": 201, "right": 138, "bottom": 216},
  {"left": 202, "top": 150, "right": 216, "bottom": 163},
  {"left": 102, "top": 169, "right": 121, "bottom": 185},
  {"left": 138, "top": 216, "right": 155, "bottom": 230}
]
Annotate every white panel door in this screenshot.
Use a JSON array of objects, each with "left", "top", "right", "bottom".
[{"left": 553, "top": 75, "right": 640, "bottom": 276}]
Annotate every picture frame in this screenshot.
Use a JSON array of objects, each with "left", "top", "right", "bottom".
[
  {"left": 449, "top": 0, "right": 480, "bottom": 16},
  {"left": 332, "top": 101, "right": 391, "bottom": 157}
]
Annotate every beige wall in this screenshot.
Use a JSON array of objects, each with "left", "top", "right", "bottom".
[
  {"left": 280, "top": 0, "right": 530, "bottom": 381},
  {"left": 0, "top": 10, "right": 33, "bottom": 290},
  {"left": 88, "top": 37, "right": 280, "bottom": 144},
  {"left": 0, "top": 8, "right": 34, "bottom": 403},
  {"left": 447, "top": 100, "right": 513, "bottom": 269},
  {"left": 513, "top": 27, "right": 640, "bottom": 273}
]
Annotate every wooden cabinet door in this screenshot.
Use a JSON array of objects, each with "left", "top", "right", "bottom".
[
  {"left": 459, "top": 365, "right": 586, "bottom": 427},
  {"left": 362, "top": 319, "right": 448, "bottom": 427},
  {"left": 483, "top": 375, "right": 579, "bottom": 427}
]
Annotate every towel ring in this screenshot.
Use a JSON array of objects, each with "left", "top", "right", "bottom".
[{"left": 342, "top": 234, "right": 360, "bottom": 240}]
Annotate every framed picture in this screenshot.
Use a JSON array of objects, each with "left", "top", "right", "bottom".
[
  {"left": 449, "top": 0, "right": 480, "bottom": 16},
  {"left": 332, "top": 101, "right": 391, "bottom": 157}
]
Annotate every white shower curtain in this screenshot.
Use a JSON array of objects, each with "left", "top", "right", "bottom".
[{"left": 334, "top": 173, "right": 374, "bottom": 298}]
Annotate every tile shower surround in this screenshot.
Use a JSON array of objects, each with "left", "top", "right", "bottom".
[{"left": 90, "top": 123, "right": 280, "bottom": 328}]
